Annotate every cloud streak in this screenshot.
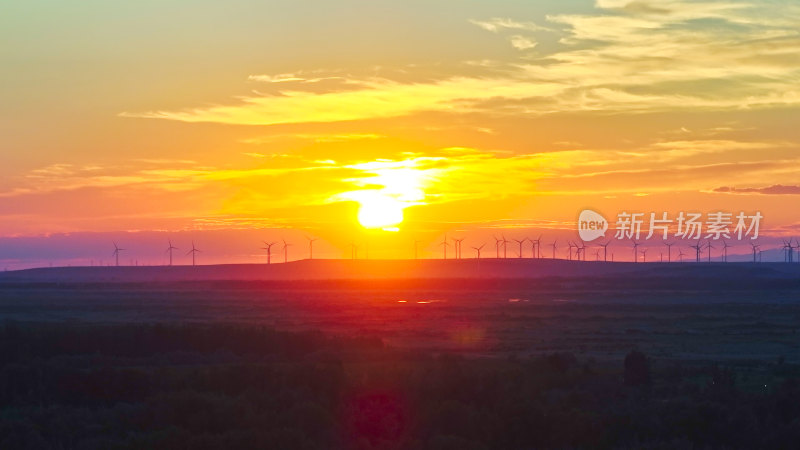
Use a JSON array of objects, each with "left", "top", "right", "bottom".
[
  {"left": 714, "top": 185, "right": 800, "bottom": 195},
  {"left": 121, "top": 1, "right": 800, "bottom": 125}
]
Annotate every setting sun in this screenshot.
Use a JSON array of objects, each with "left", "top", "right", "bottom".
[
  {"left": 332, "top": 159, "right": 435, "bottom": 231},
  {"left": 357, "top": 194, "right": 405, "bottom": 229}
]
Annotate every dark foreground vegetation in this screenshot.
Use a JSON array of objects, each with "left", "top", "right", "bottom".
[{"left": 1, "top": 322, "right": 799, "bottom": 449}]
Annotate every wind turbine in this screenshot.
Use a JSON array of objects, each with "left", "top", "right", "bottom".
[
  {"left": 349, "top": 242, "right": 358, "bottom": 260},
  {"left": 186, "top": 241, "right": 200, "bottom": 266},
  {"left": 530, "top": 234, "right": 542, "bottom": 258},
  {"left": 282, "top": 239, "right": 291, "bottom": 263},
  {"left": 641, "top": 248, "right": 648, "bottom": 263},
  {"left": 166, "top": 240, "right": 178, "bottom": 266},
  {"left": 594, "top": 249, "right": 601, "bottom": 261},
  {"left": 566, "top": 241, "right": 575, "bottom": 260},
  {"left": 439, "top": 235, "right": 449, "bottom": 259},
  {"left": 550, "top": 240, "right": 558, "bottom": 259},
  {"left": 306, "top": 236, "right": 318, "bottom": 260},
  {"left": 513, "top": 238, "right": 525, "bottom": 258},
  {"left": 782, "top": 239, "right": 794, "bottom": 263},
  {"left": 493, "top": 236, "right": 502, "bottom": 259},
  {"left": 706, "top": 241, "right": 714, "bottom": 262},
  {"left": 571, "top": 241, "right": 580, "bottom": 261},
  {"left": 501, "top": 235, "right": 509, "bottom": 259},
  {"left": 261, "top": 241, "right": 277, "bottom": 264},
  {"left": 721, "top": 240, "right": 730, "bottom": 262},
  {"left": 112, "top": 242, "right": 125, "bottom": 267},
  {"left": 678, "top": 248, "right": 685, "bottom": 262},
  {"left": 795, "top": 238, "right": 800, "bottom": 263},
  {"left": 571, "top": 241, "right": 584, "bottom": 261},
  {"left": 689, "top": 242, "right": 703, "bottom": 263},
  {"left": 598, "top": 241, "right": 611, "bottom": 262},
  {"left": 578, "top": 241, "right": 587, "bottom": 261},
  {"left": 750, "top": 242, "right": 760, "bottom": 263},
  {"left": 631, "top": 239, "right": 641, "bottom": 263},
  {"left": 472, "top": 243, "right": 485, "bottom": 259},
  {"left": 453, "top": 238, "right": 465, "bottom": 259},
  {"left": 664, "top": 242, "right": 674, "bottom": 263}
]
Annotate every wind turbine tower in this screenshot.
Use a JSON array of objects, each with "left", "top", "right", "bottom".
[
  {"left": 630, "top": 240, "right": 640, "bottom": 263},
  {"left": 750, "top": 242, "right": 760, "bottom": 263},
  {"left": 783, "top": 239, "right": 794, "bottom": 263},
  {"left": 282, "top": 239, "right": 291, "bottom": 263},
  {"left": 306, "top": 237, "right": 318, "bottom": 260},
  {"left": 261, "top": 241, "right": 277, "bottom": 264},
  {"left": 112, "top": 242, "right": 125, "bottom": 267},
  {"left": 166, "top": 240, "right": 178, "bottom": 266},
  {"left": 453, "top": 238, "right": 465, "bottom": 259},
  {"left": 689, "top": 242, "right": 703, "bottom": 263},
  {"left": 513, "top": 238, "right": 525, "bottom": 258},
  {"left": 664, "top": 242, "right": 674, "bottom": 263},
  {"left": 599, "top": 241, "right": 611, "bottom": 262},
  {"left": 186, "top": 241, "right": 200, "bottom": 266},
  {"left": 439, "top": 235, "right": 449, "bottom": 259}
]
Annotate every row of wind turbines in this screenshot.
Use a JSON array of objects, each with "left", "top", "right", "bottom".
[
  {"left": 427, "top": 235, "right": 800, "bottom": 264},
  {"left": 258, "top": 237, "right": 318, "bottom": 264},
  {"left": 112, "top": 241, "right": 201, "bottom": 266},
  {"left": 109, "top": 237, "right": 321, "bottom": 266},
  {"left": 106, "top": 236, "right": 800, "bottom": 266}
]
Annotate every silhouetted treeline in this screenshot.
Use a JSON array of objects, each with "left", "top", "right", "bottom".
[{"left": 1, "top": 321, "right": 799, "bottom": 449}]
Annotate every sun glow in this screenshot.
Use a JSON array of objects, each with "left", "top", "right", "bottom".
[
  {"left": 332, "top": 159, "right": 436, "bottom": 230},
  {"left": 357, "top": 193, "right": 405, "bottom": 229}
]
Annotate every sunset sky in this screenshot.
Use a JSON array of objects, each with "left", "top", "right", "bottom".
[{"left": 2, "top": 0, "right": 799, "bottom": 267}]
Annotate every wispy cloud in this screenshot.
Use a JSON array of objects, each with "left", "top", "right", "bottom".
[
  {"left": 122, "top": 1, "right": 800, "bottom": 125},
  {"left": 121, "top": 76, "right": 562, "bottom": 125},
  {"left": 509, "top": 35, "right": 537, "bottom": 50},
  {"left": 468, "top": 17, "right": 553, "bottom": 33},
  {"left": 247, "top": 73, "right": 348, "bottom": 84},
  {"left": 241, "top": 133, "right": 386, "bottom": 145},
  {"left": 714, "top": 185, "right": 800, "bottom": 195}
]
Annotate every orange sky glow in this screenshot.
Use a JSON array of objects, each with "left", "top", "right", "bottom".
[{"left": 1, "top": 0, "right": 799, "bottom": 268}]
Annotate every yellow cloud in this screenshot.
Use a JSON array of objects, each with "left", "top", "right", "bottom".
[
  {"left": 122, "top": 76, "right": 563, "bottom": 125},
  {"left": 123, "top": 0, "right": 800, "bottom": 125}
]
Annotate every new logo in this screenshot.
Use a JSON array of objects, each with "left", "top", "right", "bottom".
[{"left": 578, "top": 209, "right": 608, "bottom": 242}]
